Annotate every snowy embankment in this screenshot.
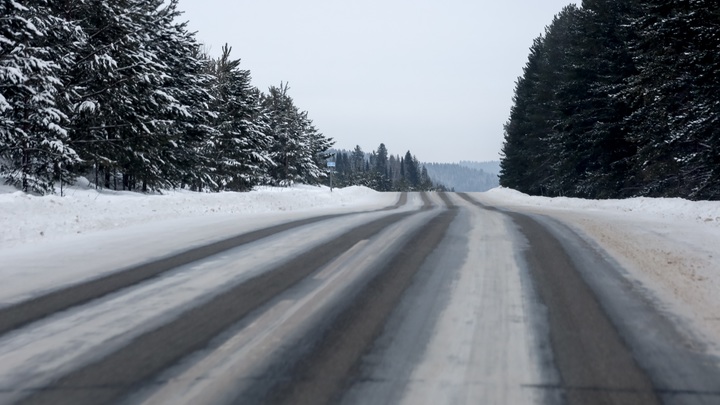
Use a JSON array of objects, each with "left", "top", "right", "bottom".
[
  {"left": 477, "top": 187, "right": 720, "bottom": 353},
  {"left": 0, "top": 178, "right": 388, "bottom": 247},
  {"left": 0, "top": 179, "right": 398, "bottom": 306}
]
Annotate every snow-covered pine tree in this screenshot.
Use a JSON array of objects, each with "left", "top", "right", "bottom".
[
  {"left": 350, "top": 145, "right": 366, "bottom": 185},
  {"left": 144, "top": 0, "right": 220, "bottom": 191},
  {"left": 562, "top": 1, "right": 639, "bottom": 198},
  {"left": 624, "top": 0, "right": 720, "bottom": 200},
  {"left": 420, "top": 165, "right": 434, "bottom": 191},
  {"left": 334, "top": 151, "right": 350, "bottom": 187},
  {"left": 372, "top": 143, "right": 389, "bottom": 191},
  {"left": 51, "top": 0, "right": 180, "bottom": 191},
  {"left": 500, "top": 35, "right": 552, "bottom": 195},
  {"left": 207, "top": 44, "right": 273, "bottom": 191},
  {"left": 261, "top": 83, "right": 333, "bottom": 186},
  {"left": 262, "top": 83, "right": 295, "bottom": 186},
  {"left": 388, "top": 154, "right": 400, "bottom": 187},
  {"left": 0, "top": 0, "right": 81, "bottom": 193},
  {"left": 536, "top": 4, "right": 589, "bottom": 197},
  {"left": 403, "top": 151, "right": 420, "bottom": 190},
  {"left": 302, "top": 116, "right": 333, "bottom": 185},
  {"left": 501, "top": 3, "right": 639, "bottom": 199}
]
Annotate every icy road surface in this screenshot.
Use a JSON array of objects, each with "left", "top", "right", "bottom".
[{"left": 0, "top": 186, "right": 719, "bottom": 404}]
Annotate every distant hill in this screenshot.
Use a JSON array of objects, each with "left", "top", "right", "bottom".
[
  {"left": 423, "top": 162, "right": 499, "bottom": 192},
  {"left": 458, "top": 160, "right": 501, "bottom": 176}
]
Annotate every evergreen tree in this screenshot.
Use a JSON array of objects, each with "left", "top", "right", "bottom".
[
  {"left": 624, "top": 0, "right": 720, "bottom": 199},
  {"left": 350, "top": 145, "right": 366, "bottom": 184},
  {"left": 502, "top": 3, "right": 641, "bottom": 198},
  {"left": 303, "top": 116, "right": 333, "bottom": 185},
  {"left": 45, "top": 0, "right": 187, "bottom": 191},
  {"left": 207, "top": 44, "right": 272, "bottom": 191},
  {"left": 562, "top": 1, "right": 639, "bottom": 198},
  {"left": 388, "top": 154, "right": 400, "bottom": 186},
  {"left": 540, "top": 4, "right": 590, "bottom": 196},
  {"left": 500, "top": 35, "right": 553, "bottom": 195},
  {"left": 419, "top": 165, "right": 433, "bottom": 190},
  {"left": 337, "top": 151, "right": 351, "bottom": 187},
  {"left": 262, "top": 83, "right": 298, "bottom": 185},
  {"left": 0, "top": 0, "right": 81, "bottom": 193},
  {"left": 403, "top": 151, "right": 420, "bottom": 190},
  {"left": 262, "top": 83, "right": 332, "bottom": 186},
  {"left": 373, "top": 143, "right": 389, "bottom": 191},
  {"left": 326, "top": 147, "right": 436, "bottom": 191},
  {"left": 144, "top": 0, "right": 219, "bottom": 191},
  {"left": 2, "top": 0, "right": 337, "bottom": 194}
]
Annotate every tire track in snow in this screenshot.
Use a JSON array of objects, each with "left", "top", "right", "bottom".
[
  {"left": 458, "top": 193, "right": 660, "bottom": 405},
  {"left": 15, "top": 199, "right": 423, "bottom": 405},
  {"left": 0, "top": 193, "right": 408, "bottom": 336},
  {"left": 461, "top": 192, "right": 720, "bottom": 404},
  {"left": 249, "top": 196, "right": 457, "bottom": 405}
]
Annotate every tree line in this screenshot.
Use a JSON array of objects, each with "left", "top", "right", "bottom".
[
  {"left": 500, "top": 1, "right": 720, "bottom": 200},
  {"left": 423, "top": 162, "right": 498, "bottom": 192},
  {"left": 328, "top": 145, "right": 440, "bottom": 192},
  {"left": 1, "top": 0, "right": 332, "bottom": 194}
]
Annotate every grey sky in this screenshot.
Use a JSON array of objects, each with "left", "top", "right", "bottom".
[{"left": 177, "top": 0, "right": 577, "bottom": 163}]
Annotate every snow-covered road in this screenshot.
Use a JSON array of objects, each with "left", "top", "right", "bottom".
[
  {"left": 1, "top": 184, "right": 719, "bottom": 404},
  {"left": 475, "top": 189, "right": 720, "bottom": 356}
]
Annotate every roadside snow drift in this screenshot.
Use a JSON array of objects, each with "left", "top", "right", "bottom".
[
  {"left": 0, "top": 179, "right": 388, "bottom": 247},
  {"left": 476, "top": 187, "right": 720, "bottom": 355}
]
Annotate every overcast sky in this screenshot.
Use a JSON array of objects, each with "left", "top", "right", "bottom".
[{"left": 177, "top": 0, "right": 577, "bottom": 163}]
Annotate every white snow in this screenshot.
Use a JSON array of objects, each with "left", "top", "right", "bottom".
[
  {"left": 475, "top": 187, "right": 720, "bottom": 353},
  {"left": 0, "top": 179, "right": 401, "bottom": 305},
  {"left": 392, "top": 195, "right": 545, "bottom": 405},
  {"left": 1, "top": 180, "right": 719, "bottom": 401},
  {"left": 0, "top": 178, "right": 388, "bottom": 247},
  {"left": 0, "top": 205, "right": 430, "bottom": 402},
  {"left": 2, "top": 182, "right": 718, "bottom": 341}
]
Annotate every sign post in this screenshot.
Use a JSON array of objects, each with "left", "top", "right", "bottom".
[{"left": 327, "top": 161, "right": 336, "bottom": 192}]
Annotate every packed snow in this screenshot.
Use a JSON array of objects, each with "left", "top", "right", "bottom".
[
  {"left": 0, "top": 179, "right": 405, "bottom": 305},
  {"left": 476, "top": 187, "right": 720, "bottom": 353},
  {"left": 0, "top": 178, "right": 389, "bottom": 247}
]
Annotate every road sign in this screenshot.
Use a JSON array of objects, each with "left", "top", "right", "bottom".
[{"left": 327, "top": 161, "right": 336, "bottom": 167}]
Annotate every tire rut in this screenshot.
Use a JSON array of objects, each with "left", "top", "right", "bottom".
[
  {"left": 16, "top": 209, "right": 417, "bottom": 405},
  {"left": 457, "top": 192, "right": 659, "bottom": 405},
  {"left": 0, "top": 193, "right": 408, "bottom": 337},
  {"left": 251, "top": 197, "right": 458, "bottom": 405}
]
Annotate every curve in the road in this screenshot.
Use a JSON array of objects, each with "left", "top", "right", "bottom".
[{"left": 0, "top": 193, "right": 408, "bottom": 337}]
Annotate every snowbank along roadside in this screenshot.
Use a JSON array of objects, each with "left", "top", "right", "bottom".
[
  {"left": 476, "top": 187, "right": 720, "bottom": 355},
  {"left": 0, "top": 178, "right": 390, "bottom": 248}
]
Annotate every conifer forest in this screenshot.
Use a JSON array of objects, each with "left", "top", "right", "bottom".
[
  {"left": 500, "top": 1, "right": 720, "bottom": 200},
  {"left": 1, "top": 0, "right": 337, "bottom": 194},
  {"left": 1, "top": 0, "right": 455, "bottom": 195},
  {"left": 8, "top": 1, "right": 717, "bottom": 200},
  {"left": 327, "top": 146, "right": 442, "bottom": 192}
]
